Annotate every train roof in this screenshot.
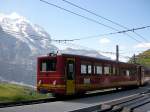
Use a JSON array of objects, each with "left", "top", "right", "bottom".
[
  {"left": 60, "top": 53, "right": 136, "bottom": 65},
  {"left": 37, "top": 53, "right": 137, "bottom": 66}
]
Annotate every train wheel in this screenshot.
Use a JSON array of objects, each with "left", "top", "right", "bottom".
[
  {"left": 75, "top": 92, "right": 85, "bottom": 97},
  {"left": 52, "top": 93, "right": 62, "bottom": 98},
  {"left": 116, "top": 87, "right": 122, "bottom": 91}
]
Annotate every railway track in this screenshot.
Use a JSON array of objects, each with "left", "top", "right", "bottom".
[
  {"left": 0, "top": 97, "right": 57, "bottom": 108},
  {"left": 71, "top": 89, "right": 150, "bottom": 112},
  {"left": 0, "top": 86, "right": 149, "bottom": 111},
  {"left": 0, "top": 88, "right": 120, "bottom": 108}
]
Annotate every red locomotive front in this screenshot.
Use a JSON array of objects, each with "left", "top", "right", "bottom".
[{"left": 37, "top": 54, "right": 66, "bottom": 95}]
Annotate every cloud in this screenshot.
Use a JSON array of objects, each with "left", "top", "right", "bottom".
[
  {"left": 135, "top": 43, "right": 150, "bottom": 48},
  {"left": 99, "top": 38, "right": 111, "bottom": 44}
]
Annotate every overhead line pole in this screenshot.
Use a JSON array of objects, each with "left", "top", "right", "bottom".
[
  {"left": 116, "top": 45, "right": 119, "bottom": 76},
  {"left": 116, "top": 45, "right": 119, "bottom": 62}
]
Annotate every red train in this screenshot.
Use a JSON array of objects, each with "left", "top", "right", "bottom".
[{"left": 37, "top": 53, "right": 146, "bottom": 96}]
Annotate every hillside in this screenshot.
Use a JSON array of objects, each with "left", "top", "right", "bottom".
[
  {"left": 129, "top": 49, "right": 150, "bottom": 67},
  {"left": 0, "top": 82, "right": 49, "bottom": 103}
]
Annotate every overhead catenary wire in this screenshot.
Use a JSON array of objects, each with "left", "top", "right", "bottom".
[
  {"left": 1, "top": 28, "right": 74, "bottom": 42},
  {"left": 1, "top": 28, "right": 129, "bottom": 57},
  {"left": 1, "top": 29, "right": 122, "bottom": 57},
  {"left": 1, "top": 25, "right": 150, "bottom": 42},
  {"left": 52, "top": 40, "right": 150, "bottom": 59},
  {"left": 53, "top": 41, "right": 131, "bottom": 59},
  {"left": 133, "top": 32, "right": 149, "bottom": 42},
  {"left": 1, "top": 25, "right": 150, "bottom": 43},
  {"left": 62, "top": 0, "right": 149, "bottom": 42},
  {"left": 1, "top": 28, "right": 142, "bottom": 60},
  {"left": 39, "top": 0, "right": 146, "bottom": 43},
  {"left": 70, "top": 26, "right": 150, "bottom": 41},
  {"left": 40, "top": 0, "right": 118, "bottom": 31},
  {"left": 60, "top": 42, "right": 149, "bottom": 59}
]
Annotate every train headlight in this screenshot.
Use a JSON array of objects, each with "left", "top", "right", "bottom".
[
  {"left": 53, "top": 80, "right": 56, "bottom": 86},
  {"left": 38, "top": 80, "right": 42, "bottom": 85}
]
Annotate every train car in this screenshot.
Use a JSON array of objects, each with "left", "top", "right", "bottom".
[
  {"left": 37, "top": 53, "right": 144, "bottom": 96},
  {"left": 143, "top": 67, "right": 150, "bottom": 83}
]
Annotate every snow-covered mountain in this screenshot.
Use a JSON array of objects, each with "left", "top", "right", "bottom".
[
  {"left": 0, "top": 12, "right": 109, "bottom": 86},
  {"left": 0, "top": 12, "right": 57, "bottom": 85}
]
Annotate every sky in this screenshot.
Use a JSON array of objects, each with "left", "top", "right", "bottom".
[{"left": 0, "top": 0, "right": 150, "bottom": 61}]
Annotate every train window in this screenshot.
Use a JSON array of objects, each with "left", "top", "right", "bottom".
[
  {"left": 113, "top": 67, "right": 116, "bottom": 75},
  {"left": 126, "top": 70, "right": 130, "bottom": 76},
  {"left": 81, "top": 64, "right": 87, "bottom": 74},
  {"left": 67, "top": 61, "right": 75, "bottom": 80},
  {"left": 40, "top": 59, "right": 56, "bottom": 72},
  {"left": 104, "top": 66, "right": 110, "bottom": 74},
  {"left": 120, "top": 68, "right": 127, "bottom": 76},
  {"left": 130, "top": 68, "right": 136, "bottom": 75},
  {"left": 88, "top": 65, "right": 92, "bottom": 74},
  {"left": 69, "top": 64, "right": 74, "bottom": 73},
  {"left": 41, "top": 63, "right": 46, "bottom": 71},
  {"left": 96, "top": 66, "right": 102, "bottom": 74},
  {"left": 94, "top": 66, "right": 96, "bottom": 74}
]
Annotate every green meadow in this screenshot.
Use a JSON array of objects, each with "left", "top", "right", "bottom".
[{"left": 0, "top": 82, "right": 49, "bottom": 103}]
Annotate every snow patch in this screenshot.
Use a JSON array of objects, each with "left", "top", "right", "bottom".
[{"left": 59, "top": 48, "right": 110, "bottom": 60}]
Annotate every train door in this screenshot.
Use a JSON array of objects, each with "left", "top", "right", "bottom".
[
  {"left": 66, "top": 58, "right": 75, "bottom": 95},
  {"left": 139, "top": 66, "right": 145, "bottom": 85}
]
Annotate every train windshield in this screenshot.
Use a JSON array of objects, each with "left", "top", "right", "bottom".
[{"left": 40, "top": 58, "right": 57, "bottom": 72}]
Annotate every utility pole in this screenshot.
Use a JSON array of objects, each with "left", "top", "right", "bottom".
[
  {"left": 116, "top": 45, "right": 119, "bottom": 62},
  {"left": 116, "top": 45, "right": 119, "bottom": 75},
  {"left": 133, "top": 54, "right": 136, "bottom": 64}
]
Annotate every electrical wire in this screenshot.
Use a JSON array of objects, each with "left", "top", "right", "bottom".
[
  {"left": 40, "top": 0, "right": 119, "bottom": 31},
  {"left": 62, "top": 0, "right": 149, "bottom": 42},
  {"left": 40, "top": 0, "right": 147, "bottom": 43},
  {"left": 1, "top": 28, "right": 74, "bottom": 42},
  {"left": 1, "top": 28, "right": 145, "bottom": 60},
  {"left": 67, "top": 26, "right": 150, "bottom": 41},
  {"left": 53, "top": 41, "right": 131, "bottom": 59},
  {"left": 1, "top": 25, "right": 150, "bottom": 42}
]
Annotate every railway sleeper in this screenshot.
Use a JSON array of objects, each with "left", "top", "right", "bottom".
[
  {"left": 130, "top": 99, "right": 150, "bottom": 112},
  {"left": 107, "top": 106, "right": 123, "bottom": 112},
  {"left": 97, "top": 105, "right": 126, "bottom": 112},
  {"left": 112, "top": 97, "right": 150, "bottom": 112},
  {"left": 118, "top": 96, "right": 149, "bottom": 108},
  {"left": 99, "top": 94, "right": 149, "bottom": 112},
  {"left": 70, "top": 104, "right": 112, "bottom": 112},
  {"left": 119, "top": 100, "right": 150, "bottom": 112}
]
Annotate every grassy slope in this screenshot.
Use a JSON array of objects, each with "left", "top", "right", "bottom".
[
  {"left": 0, "top": 83, "right": 49, "bottom": 103},
  {"left": 129, "top": 49, "right": 150, "bottom": 67},
  {"left": 136, "top": 49, "right": 150, "bottom": 67}
]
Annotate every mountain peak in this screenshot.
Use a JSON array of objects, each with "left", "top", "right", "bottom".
[
  {"left": 0, "top": 12, "right": 54, "bottom": 56},
  {"left": 0, "top": 12, "right": 27, "bottom": 22}
]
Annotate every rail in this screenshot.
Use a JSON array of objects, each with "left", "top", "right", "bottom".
[{"left": 71, "top": 89, "right": 150, "bottom": 112}]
